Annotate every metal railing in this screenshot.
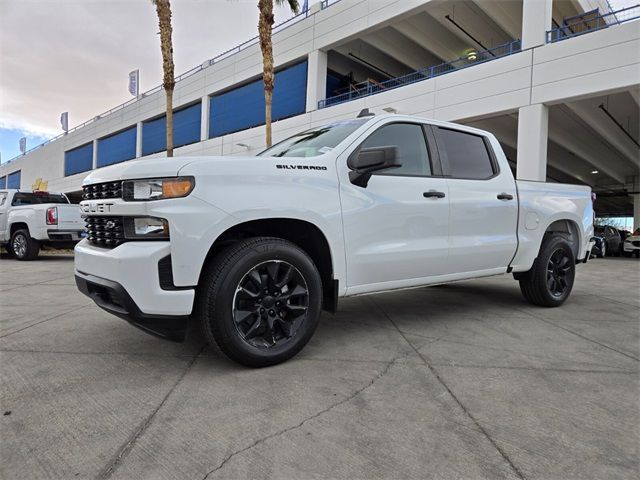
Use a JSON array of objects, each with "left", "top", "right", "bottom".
[
  {"left": 319, "top": 39, "right": 522, "bottom": 109},
  {"left": 4, "top": 2, "right": 326, "bottom": 165},
  {"left": 547, "top": 4, "right": 640, "bottom": 43}
]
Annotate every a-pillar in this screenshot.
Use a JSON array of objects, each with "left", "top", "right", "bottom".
[
  {"left": 517, "top": 104, "right": 549, "bottom": 181},
  {"left": 522, "top": 0, "right": 553, "bottom": 49},
  {"left": 306, "top": 50, "right": 328, "bottom": 112}
]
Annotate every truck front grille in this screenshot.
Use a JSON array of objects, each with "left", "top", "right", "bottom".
[
  {"left": 82, "top": 181, "right": 122, "bottom": 200},
  {"left": 85, "top": 216, "right": 125, "bottom": 248}
]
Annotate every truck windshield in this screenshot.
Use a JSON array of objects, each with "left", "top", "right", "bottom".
[
  {"left": 12, "top": 192, "right": 69, "bottom": 205},
  {"left": 258, "top": 119, "right": 368, "bottom": 158}
]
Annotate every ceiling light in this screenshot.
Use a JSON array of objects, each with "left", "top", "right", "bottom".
[
  {"left": 591, "top": 170, "right": 599, "bottom": 174},
  {"left": 467, "top": 50, "right": 478, "bottom": 61}
]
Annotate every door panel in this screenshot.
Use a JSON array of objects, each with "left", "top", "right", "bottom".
[
  {"left": 446, "top": 177, "right": 518, "bottom": 272},
  {"left": 434, "top": 127, "right": 518, "bottom": 273},
  {"left": 339, "top": 122, "right": 449, "bottom": 289},
  {"left": 341, "top": 176, "right": 450, "bottom": 287}
]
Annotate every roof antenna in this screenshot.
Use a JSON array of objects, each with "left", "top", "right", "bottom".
[{"left": 357, "top": 108, "right": 375, "bottom": 118}]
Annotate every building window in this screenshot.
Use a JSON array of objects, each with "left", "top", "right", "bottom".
[
  {"left": 64, "top": 142, "right": 94, "bottom": 176},
  {"left": 209, "top": 60, "right": 308, "bottom": 138},
  {"left": 7, "top": 170, "right": 21, "bottom": 189},
  {"left": 142, "top": 102, "right": 202, "bottom": 156},
  {"left": 97, "top": 126, "right": 137, "bottom": 168},
  {"left": 0, "top": 176, "right": 6, "bottom": 189}
]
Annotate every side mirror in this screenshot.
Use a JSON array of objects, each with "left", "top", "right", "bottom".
[{"left": 348, "top": 146, "right": 401, "bottom": 188}]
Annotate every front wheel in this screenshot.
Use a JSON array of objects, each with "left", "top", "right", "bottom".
[
  {"left": 518, "top": 234, "right": 575, "bottom": 307},
  {"left": 9, "top": 229, "right": 40, "bottom": 261},
  {"left": 197, "top": 237, "right": 322, "bottom": 367}
]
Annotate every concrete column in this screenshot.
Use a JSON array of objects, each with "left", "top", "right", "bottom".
[
  {"left": 633, "top": 194, "right": 640, "bottom": 231},
  {"left": 92, "top": 139, "right": 98, "bottom": 169},
  {"left": 306, "top": 50, "right": 328, "bottom": 112},
  {"left": 135, "top": 122, "right": 143, "bottom": 158},
  {"left": 200, "top": 95, "right": 210, "bottom": 141},
  {"left": 522, "top": 0, "right": 553, "bottom": 49},
  {"left": 517, "top": 104, "right": 549, "bottom": 181}
]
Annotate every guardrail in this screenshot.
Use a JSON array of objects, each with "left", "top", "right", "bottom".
[
  {"left": 4, "top": 4, "right": 322, "bottom": 165},
  {"left": 319, "top": 39, "right": 522, "bottom": 109},
  {"left": 547, "top": 4, "right": 640, "bottom": 43}
]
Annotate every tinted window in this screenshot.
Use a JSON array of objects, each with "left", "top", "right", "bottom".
[
  {"left": 438, "top": 128, "right": 495, "bottom": 179},
  {"left": 361, "top": 123, "right": 431, "bottom": 176},
  {"left": 11, "top": 193, "right": 69, "bottom": 206}
]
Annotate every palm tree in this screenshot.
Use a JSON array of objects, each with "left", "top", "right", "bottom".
[
  {"left": 152, "top": 0, "right": 175, "bottom": 156},
  {"left": 258, "top": 0, "right": 299, "bottom": 148}
]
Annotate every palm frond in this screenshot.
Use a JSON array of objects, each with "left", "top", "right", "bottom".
[{"left": 275, "top": 0, "right": 300, "bottom": 15}]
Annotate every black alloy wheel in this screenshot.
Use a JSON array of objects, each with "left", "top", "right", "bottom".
[
  {"left": 233, "top": 260, "right": 309, "bottom": 349},
  {"left": 546, "top": 248, "right": 573, "bottom": 298},
  {"left": 198, "top": 237, "right": 322, "bottom": 367}
]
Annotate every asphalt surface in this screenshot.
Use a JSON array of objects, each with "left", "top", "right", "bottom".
[{"left": 0, "top": 252, "right": 638, "bottom": 479}]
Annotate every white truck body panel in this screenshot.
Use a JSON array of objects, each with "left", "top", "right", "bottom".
[{"left": 74, "top": 115, "right": 594, "bottom": 317}]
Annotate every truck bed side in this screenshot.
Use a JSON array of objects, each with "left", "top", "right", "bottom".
[{"left": 511, "top": 180, "right": 594, "bottom": 272}]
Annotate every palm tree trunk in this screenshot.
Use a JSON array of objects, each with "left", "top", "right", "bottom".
[
  {"left": 154, "top": 0, "right": 175, "bottom": 157},
  {"left": 258, "top": 0, "right": 275, "bottom": 148}
]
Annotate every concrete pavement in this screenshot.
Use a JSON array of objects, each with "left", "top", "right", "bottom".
[{"left": 1, "top": 253, "right": 638, "bottom": 479}]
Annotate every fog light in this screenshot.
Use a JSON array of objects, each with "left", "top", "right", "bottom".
[{"left": 124, "top": 217, "right": 169, "bottom": 239}]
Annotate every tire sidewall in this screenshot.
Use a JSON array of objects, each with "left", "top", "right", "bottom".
[{"left": 205, "top": 240, "right": 322, "bottom": 366}]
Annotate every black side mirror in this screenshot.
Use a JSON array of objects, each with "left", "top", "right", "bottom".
[{"left": 348, "top": 146, "right": 401, "bottom": 188}]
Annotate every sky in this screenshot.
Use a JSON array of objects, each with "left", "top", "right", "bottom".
[
  {"left": 0, "top": 0, "right": 636, "bottom": 163},
  {"left": 0, "top": 0, "right": 316, "bottom": 162}
]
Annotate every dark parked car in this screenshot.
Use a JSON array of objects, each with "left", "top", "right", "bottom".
[
  {"left": 590, "top": 236, "right": 606, "bottom": 258},
  {"left": 594, "top": 225, "right": 622, "bottom": 257}
]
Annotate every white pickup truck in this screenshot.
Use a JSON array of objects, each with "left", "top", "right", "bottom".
[
  {"left": 0, "top": 189, "right": 84, "bottom": 260},
  {"left": 74, "top": 113, "right": 594, "bottom": 367}
]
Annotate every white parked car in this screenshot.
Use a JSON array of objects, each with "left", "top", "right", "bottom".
[
  {"left": 623, "top": 230, "right": 640, "bottom": 257},
  {"left": 0, "top": 189, "right": 84, "bottom": 260},
  {"left": 74, "top": 113, "right": 594, "bottom": 367}
]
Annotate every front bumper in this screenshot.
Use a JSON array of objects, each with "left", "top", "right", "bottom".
[
  {"left": 74, "top": 239, "right": 195, "bottom": 339},
  {"left": 623, "top": 242, "right": 640, "bottom": 252},
  {"left": 75, "top": 271, "right": 189, "bottom": 341}
]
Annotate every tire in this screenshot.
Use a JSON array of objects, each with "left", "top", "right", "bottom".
[
  {"left": 598, "top": 243, "right": 606, "bottom": 258},
  {"left": 9, "top": 229, "right": 40, "bottom": 261},
  {"left": 197, "top": 237, "right": 322, "bottom": 367},
  {"left": 635, "top": 250, "right": 640, "bottom": 259},
  {"left": 518, "top": 234, "right": 576, "bottom": 308}
]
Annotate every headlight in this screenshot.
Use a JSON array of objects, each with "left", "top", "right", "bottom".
[
  {"left": 123, "top": 177, "right": 194, "bottom": 201},
  {"left": 123, "top": 217, "right": 169, "bottom": 239}
]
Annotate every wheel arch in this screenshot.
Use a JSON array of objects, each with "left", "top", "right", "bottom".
[
  {"left": 543, "top": 218, "right": 581, "bottom": 260},
  {"left": 199, "top": 218, "right": 338, "bottom": 313},
  {"left": 9, "top": 222, "right": 29, "bottom": 236}
]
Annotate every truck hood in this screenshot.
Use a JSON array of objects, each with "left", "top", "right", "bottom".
[{"left": 82, "top": 156, "right": 200, "bottom": 185}]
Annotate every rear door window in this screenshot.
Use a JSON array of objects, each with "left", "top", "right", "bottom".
[{"left": 436, "top": 128, "right": 496, "bottom": 179}]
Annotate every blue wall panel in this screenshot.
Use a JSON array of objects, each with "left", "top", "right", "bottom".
[
  {"left": 210, "top": 61, "right": 307, "bottom": 138},
  {"left": 0, "top": 176, "right": 6, "bottom": 189},
  {"left": 64, "top": 142, "right": 93, "bottom": 176},
  {"left": 142, "top": 102, "right": 202, "bottom": 156},
  {"left": 97, "top": 126, "right": 137, "bottom": 167},
  {"left": 7, "top": 171, "right": 21, "bottom": 189}
]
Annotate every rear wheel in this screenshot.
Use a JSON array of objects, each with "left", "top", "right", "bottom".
[
  {"left": 519, "top": 234, "right": 575, "bottom": 307},
  {"left": 198, "top": 237, "right": 322, "bottom": 367},
  {"left": 9, "top": 229, "right": 40, "bottom": 261}
]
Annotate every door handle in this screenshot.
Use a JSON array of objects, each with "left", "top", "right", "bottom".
[
  {"left": 423, "top": 190, "right": 446, "bottom": 199},
  {"left": 497, "top": 193, "right": 514, "bottom": 201}
]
